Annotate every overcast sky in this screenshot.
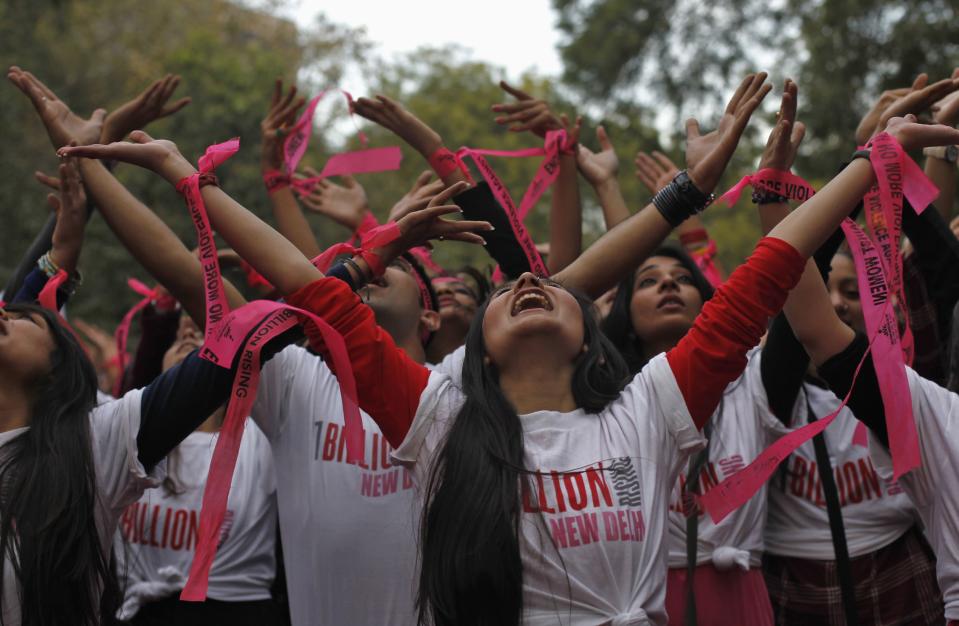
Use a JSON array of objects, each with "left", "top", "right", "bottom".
[{"left": 291, "top": 0, "right": 564, "bottom": 80}]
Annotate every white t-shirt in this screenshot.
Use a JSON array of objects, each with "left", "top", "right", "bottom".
[
  {"left": 667, "top": 351, "right": 784, "bottom": 569},
  {"left": 115, "top": 420, "right": 277, "bottom": 618},
  {"left": 868, "top": 367, "right": 959, "bottom": 620},
  {"left": 395, "top": 351, "right": 704, "bottom": 626},
  {"left": 765, "top": 381, "right": 916, "bottom": 560},
  {"left": 253, "top": 345, "right": 419, "bottom": 626},
  {"left": 1, "top": 389, "right": 164, "bottom": 626}
]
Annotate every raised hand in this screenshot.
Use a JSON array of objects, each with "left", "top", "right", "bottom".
[
  {"left": 388, "top": 170, "right": 444, "bottom": 222},
  {"left": 758, "top": 79, "right": 805, "bottom": 172},
  {"left": 101, "top": 74, "right": 191, "bottom": 144},
  {"left": 352, "top": 95, "right": 442, "bottom": 156},
  {"left": 373, "top": 181, "right": 492, "bottom": 263},
  {"left": 876, "top": 77, "right": 959, "bottom": 136},
  {"left": 884, "top": 114, "right": 959, "bottom": 152},
  {"left": 634, "top": 151, "right": 679, "bottom": 194},
  {"left": 685, "top": 72, "right": 772, "bottom": 193},
  {"left": 57, "top": 130, "right": 196, "bottom": 185},
  {"left": 932, "top": 68, "right": 959, "bottom": 127},
  {"left": 48, "top": 155, "right": 89, "bottom": 274},
  {"left": 576, "top": 126, "right": 620, "bottom": 188},
  {"left": 261, "top": 79, "right": 305, "bottom": 171},
  {"left": 855, "top": 74, "right": 928, "bottom": 146},
  {"left": 297, "top": 168, "right": 370, "bottom": 230},
  {"left": 7, "top": 66, "right": 105, "bottom": 148},
  {"left": 491, "top": 80, "right": 564, "bottom": 137}
]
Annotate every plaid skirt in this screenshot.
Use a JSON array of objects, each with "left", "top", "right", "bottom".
[{"left": 763, "top": 527, "right": 943, "bottom": 625}]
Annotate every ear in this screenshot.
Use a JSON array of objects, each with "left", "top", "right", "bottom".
[{"left": 419, "top": 309, "right": 441, "bottom": 333}]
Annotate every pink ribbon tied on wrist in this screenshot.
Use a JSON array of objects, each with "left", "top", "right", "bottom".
[
  {"left": 698, "top": 132, "right": 936, "bottom": 523},
  {"left": 177, "top": 138, "right": 366, "bottom": 601}
]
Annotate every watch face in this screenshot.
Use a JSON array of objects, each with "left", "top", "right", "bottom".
[{"left": 947, "top": 145, "right": 958, "bottom": 163}]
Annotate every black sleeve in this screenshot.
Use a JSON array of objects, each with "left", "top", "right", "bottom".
[
  {"left": 136, "top": 325, "right": 299, "bottom": 470},
  {"left": 760, "top": 225, "right": 847, "bottom": 425},
  {"left": 454, "top": 182, "right": 534, "bottom": 279},
  {"left": 817, "top": 332, "right": 889, "bottom": 448},
  {"left": 902, "top": 199, "right": 959, "bottom": 342}
]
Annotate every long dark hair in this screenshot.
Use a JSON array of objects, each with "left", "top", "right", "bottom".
[
  {"left": 417, "top": 287, "right": 629, "bottom": 626},
  {"left": 0, "top": 303, "right": 119, "bottom": 625},
  {"left": 602, "top": 246, "right": 714, "bottom": 374}
]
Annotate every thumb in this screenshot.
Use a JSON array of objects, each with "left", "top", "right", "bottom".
[
  {"left": 685, "top": 118, "right": 701, "bottom": 140},
  {"left": 46, "top": 193, "right": 61, "bottom": 214},
  {"left": 91, "top": 108, "right": 107, "bottom": 124},
  {"left": 129, "top": 130, "right": 155, "bottom": 144},
  {"left": 596, "top": 125, "right": 612, "bottom": 151},
  {"left": 341, "top": 174, "right": 357, "bottom": 188}
]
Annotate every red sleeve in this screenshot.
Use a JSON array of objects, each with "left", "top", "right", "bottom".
[
  {"left": 666, "top": 237, "right": 804, "bottom": 429},
  {"left": 286, "top": 278, "right": 430, "bottom": 449}
]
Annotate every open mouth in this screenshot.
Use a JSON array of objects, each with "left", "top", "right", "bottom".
[
  {"left": 657, "top": 295, "right": 685, "bottom": 309},
  {"left": 511, "top": 289, "right": 553, "bottom": 316},
  {"left": 438, "top": 295, "right": 459, "bottom": 309}
]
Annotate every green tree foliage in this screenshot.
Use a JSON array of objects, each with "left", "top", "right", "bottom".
[
  {"left": 554, "top": 0, "right": 959, "bottom": 266},
  {"left": 0, "top": 0, "right": 362, "bottom": 324}
]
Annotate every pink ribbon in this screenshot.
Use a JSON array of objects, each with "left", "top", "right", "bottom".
[
  {"left": 717, "top": 168, "right": 816, "bottom": 206},
  {"left": 454, "top": 130, "right": 570, "bottom": 277},
  {"left": 699, "top": 135, "right": 935, "bottom": 521},
  {"left": 178, "top": 139, "right": 366, "bottom": 601},
  {"left": 111, "top": 279, "right": 164, "bottom": 397},
  {"left": 37, "top": 269, "right": 68, "bottom": 313},
  {"left": 688, "top": 240, "right": 723, "bottom": 288},
  {"left": 283, "top": 90, "right": 402, "bottom": 192}
]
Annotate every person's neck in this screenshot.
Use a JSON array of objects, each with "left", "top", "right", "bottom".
[
  {"left": 642, "top": 327, "right": 689, "bottom": 362},
  {"left": 394, "top": 332, "right": 426, "bottom": 365},
  {"left": 425, "top": 323, "right": 467, "bottom": 364},
  {"left": 498, "top": 351, "right": 577, "bottom": 414},
  {"left": 0, "top": 381, "right": 32, "bottom": 433}
]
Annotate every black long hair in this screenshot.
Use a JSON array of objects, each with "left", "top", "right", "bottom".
[
  {"left": 417, "top": 287, "right": 630, "bottom": 626},
  {"left": 0, "top": 303, "right": 119, "bottom": 625},
  {"left": 602, "top": 246, "right": 715, "bottom": 374}
]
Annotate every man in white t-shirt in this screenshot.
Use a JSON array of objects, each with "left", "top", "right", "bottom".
[{"left": 251, "top": 255, "right": 439, "bottom": 626}]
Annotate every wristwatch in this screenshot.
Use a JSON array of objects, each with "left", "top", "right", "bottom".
[{"left": 923, "top": 145, "right": 959, "bottom": 163}]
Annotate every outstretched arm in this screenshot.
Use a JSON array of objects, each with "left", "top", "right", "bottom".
[
  {"left": 548, "top": 116, "right": 582, "bottom": 274},
  {"left": 260, "top": 79, "right": 322, "bottom": 258},
  {"left": 556, "top": 73, "right": 773, "bottom": 297}
]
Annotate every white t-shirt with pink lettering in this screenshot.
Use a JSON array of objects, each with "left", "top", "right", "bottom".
[
  {"left": 764, "top": 381, "right": 916, "bottom": 560},
  {"left": 867, "top": 368, "right": 959, "bottom": 620},
  {"left": 396, "top": 351, "right": 704, "bottom": 626},
  {"left": 667, "top": 351, "right": 785, "bottom": 570},
  {"left": 253, "top": 345, "right": 419, "bottom": 626},
  {"left": 115, "top": 420, "right": 277, "bottom": 618}
]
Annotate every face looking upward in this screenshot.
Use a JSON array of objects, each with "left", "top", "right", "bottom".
[
  {"left": 359, "top": 258, "right": 439, "bottom": 345},
  {"left": 432, "top": 277, "right": 478, "bottom": 331},
  {"left": 627, "top": 256, "right": 704, "bottom": 347},
  {"left": 161, "top": 315, "right": 204, "bottom": 373},
  {"left": 0, "top": 307, "right": 57, "bottom": 385},
  {"left": 482, "top": 273, "right": 585, "bottom": 369},
  {"left": 826, "top": 253, "right": 866, "bottom": 333}
]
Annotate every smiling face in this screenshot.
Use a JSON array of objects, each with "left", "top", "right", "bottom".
[
  {"left": 826, "top": 252, "right": 865, "bottom": 333},
  {"left": 628, "top": 255, "right": 704, "bottom": 346},
  {"left": 482, "top": 273, "right": 585, "bottom": 368},
  {"left": 0, "top": 307, "right": 57, "bottom": 385},
  {"left": 161, "top": 315, "right": 204, "bottom": 373},
  {"left": 432, "top": 277, "right": 478, "bottom": 330}
]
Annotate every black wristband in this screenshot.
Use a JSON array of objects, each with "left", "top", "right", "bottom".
[
  {"left": 851, "top": 148, "right": 871, "bottom": 162},
  {"left": 652, "top": 170, "right": 715, "bottom": 227},
  {"left": 326, "top": 260, "right": 358, "bottom": 291}
]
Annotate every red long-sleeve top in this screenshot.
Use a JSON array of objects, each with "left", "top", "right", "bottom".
[{"left": 286, "top": 237, "right": 805, "bottom": 447}]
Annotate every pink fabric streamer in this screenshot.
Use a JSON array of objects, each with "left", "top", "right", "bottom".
[
  {"left": 717, "top": 168, "right": 816, "bottom": 207},
  {"left": 111, "top": 279, "right": 163, "bottom": 397},
  {"left": 454, "top": 130, "right": 571, "bottom": 277},
  {"left": 689, "top": 240, "right": 723, "bottom": 288},
  {"left": 699, "top": 135, "right": 935, "bottom": 521},
  {"left": 852, "top": 421, "right": 869, "bottom": 448},
  {"left": 179, "top": 139, "right": 366, "bottom": 601}
]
